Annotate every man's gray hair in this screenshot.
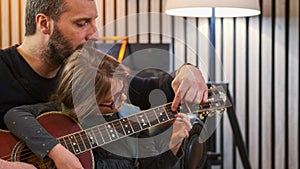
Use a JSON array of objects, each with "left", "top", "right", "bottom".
[{"left": 25, "top": 0, "right": 67, "bottom": 36}]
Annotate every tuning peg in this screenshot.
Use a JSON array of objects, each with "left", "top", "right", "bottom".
[
  {"left": 210, "top": 85, "right": 216, "bottom": 89},
  {"left": 216, "top": 110, "right": 223, "bottom": 116},
  {"left": 207, "top": 97, "right": 214, "bottom": 102},
  {"left": 199, "top": 112, "right": 208, "bottom": 120},
  {"left": 207, "top": 111, "right": 216, "bottom": 117}
]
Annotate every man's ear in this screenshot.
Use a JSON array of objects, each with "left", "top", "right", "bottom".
[{"left": 36, "top": 13, "right": 52, "bottom": 35}]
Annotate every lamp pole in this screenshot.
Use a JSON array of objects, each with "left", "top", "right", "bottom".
[{"left": 209, "top": 8, "right": 216, "bottom": 82}]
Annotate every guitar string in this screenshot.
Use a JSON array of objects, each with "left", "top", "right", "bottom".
[{"left": 1, "top": 101, "right": 225, "bottom": 162}]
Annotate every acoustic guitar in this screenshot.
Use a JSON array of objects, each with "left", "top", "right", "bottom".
[{"left": 0, "top": 86, "right": 231, "bottom": 169}]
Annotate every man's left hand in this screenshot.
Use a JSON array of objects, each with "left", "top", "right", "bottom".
[{"left": 171, "top": 64, "right": 208, "bottom": 111}]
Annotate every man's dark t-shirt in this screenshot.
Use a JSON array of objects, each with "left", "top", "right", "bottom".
[{"left": 0, "top": 45, "right": 60, "bottom": 129}]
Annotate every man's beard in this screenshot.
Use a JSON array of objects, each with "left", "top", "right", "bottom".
[{"left": 42, "top": 25, "right": 83, "bottom": 67}]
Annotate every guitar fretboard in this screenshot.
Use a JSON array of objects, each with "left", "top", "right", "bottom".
[{"left": 58, "top": 103, "right": 176, "bottom": 155}]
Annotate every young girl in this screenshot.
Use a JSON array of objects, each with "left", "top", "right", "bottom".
[{"left": 5, "top": 47, "right": 192, "bottom": 169}]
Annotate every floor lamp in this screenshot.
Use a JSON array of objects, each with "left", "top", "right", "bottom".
[{"left": 165, "top": 0, "right": 260, "bottom": 169}]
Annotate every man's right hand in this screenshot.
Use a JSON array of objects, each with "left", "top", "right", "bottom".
[{"left": 48, "top": 144, "right": 84, "bottom": 169}]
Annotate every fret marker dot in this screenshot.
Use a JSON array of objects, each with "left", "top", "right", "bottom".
[{"left": 112, "top": 134, "right": 115, "bottom": 138}]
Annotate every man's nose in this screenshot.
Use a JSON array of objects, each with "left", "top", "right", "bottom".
[{"left": 86, "top": 24, "right": 99, "bottom": 40}]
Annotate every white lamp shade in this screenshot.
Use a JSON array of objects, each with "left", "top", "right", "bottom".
[{"left": 165, "top": 0, "right": 261, "bottom": 17}]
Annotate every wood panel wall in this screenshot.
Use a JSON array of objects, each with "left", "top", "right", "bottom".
[{"left": 1, "top": 0, "right": 299, "bottom": 169}]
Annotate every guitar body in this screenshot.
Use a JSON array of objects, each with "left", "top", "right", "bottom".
[{"left": 0, "top": 112, "right": 94, "bottom": 169}]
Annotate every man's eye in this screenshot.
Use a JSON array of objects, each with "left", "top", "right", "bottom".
[{"left": 76, "top": 22, "right": 89, "bottom": 27}]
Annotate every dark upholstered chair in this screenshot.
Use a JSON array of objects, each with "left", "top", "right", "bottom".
[
  {"left": 149, "top": 117, "right": 208, "bottom": 169},
  {"left": 180, "top": 121, "right": 207, "bottom": 169}
]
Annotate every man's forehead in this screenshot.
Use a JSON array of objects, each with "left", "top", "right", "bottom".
[{"left": 62, "top": 0, "right": 98, "bottom": 18}]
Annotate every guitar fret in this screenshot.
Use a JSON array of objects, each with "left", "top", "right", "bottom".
[
  {"left": 165, "top": 105, "right": 176, "bottom": 119},
  {"left": 146, "top": 109, "right": 159, "bottom": 126},
  {"left": 65, "top": 136, "right": 76, "bottom": 154},
  {"left": 90, "top": 129, "right": 99, "bottom": 147},
  {"left": 185, "top": 103, "right": 192, "bottom": 113},
  {"left": 136, "top": 112, "right": 150, "bottom": 129},
  {"left": 112, "top": 120, "right": 126, "bottom": 137},
  {"left": 85, "top": 129, "right": 98, "bottom": 148},
  {"left": 75, "top": 132, "right": 87, "bottom": 152},
  {"left": 106, "top": 122, "right": 118, "bottom": 140},
  {"left": 68, "top": 134, "right": 80, "bottom": 154},
  {"left": 89, "top": 128, "right": 99, "bottom": 146},
  {"left": 128, "top": 115, "right": 141, "bottom": 132},
  {"left": 154, "top": 107, "right": 168, "bottom": 122},
  {"left": 120, "top": 118, "right": 133, "bottom": 135},
  {"left": 143, "top": 112, "right": 152, "bottom": 126},
  {"left": 98, "top": 125, "right": 111, "bottom": 143},
  {"left": 95, "top": 127, "right": 105, "bottom": 145},
  {"left": 169, "top": 111, "right": 176, "bottom": 119},
  {"left": 59, "top": 137, "right": 67, "bottom": 148},
  {"left": 91, "top": 127, "right": 104, "bottom": 146},
  {"left": 120, "top": 119, "right": 130, "bottom": 135},
  {"left": 104, "top": 125, "right": 112, "bottom": 141},
  {"left": 163, "top": 107, "right": 173, "bottom": 120},
  {"left": 153, "top": 109, "right": 160, "bottom": 123},
  {"left": 80, "top": 131, "right": 92, "bottom": 150}
]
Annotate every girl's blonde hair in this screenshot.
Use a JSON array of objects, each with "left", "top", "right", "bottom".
[{"left": 52, "top": 47, "right": 129, "bottom": 119}]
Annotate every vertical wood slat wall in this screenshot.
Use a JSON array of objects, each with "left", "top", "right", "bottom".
[
  {"left": 0, "top": 0, "right": 25, "bottom": 49},
  {"left": 0, "top": 0, "right": 299, "bottom": 169}
]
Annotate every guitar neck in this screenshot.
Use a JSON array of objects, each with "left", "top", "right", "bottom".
[{"left": 58, "top": 103, "right": 177, "bottom": 155}]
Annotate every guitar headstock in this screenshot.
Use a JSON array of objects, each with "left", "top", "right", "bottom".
[{"left": 179, "top": 85, "right": 232, "bottom": 120}]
